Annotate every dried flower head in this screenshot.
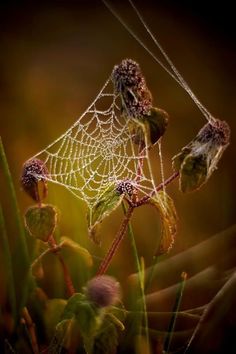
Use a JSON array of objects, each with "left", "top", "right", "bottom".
[
  {"left": 172, "top": 119, "right": 231, "bottom": 193},
  {"left": 196, "top": 119, "right": 230, "bottom": 146},
  {"left": 116, "top": 180, "right": 136, "bottom": 197},
  {"left": 112, "top": 58, "right": 152, "bottom": 118},
  {"left": 85, "top": 275, "right": 121, "bottom": 308},
  {"left": 21, "top": 158, "right": 48, "bottom": 202}
]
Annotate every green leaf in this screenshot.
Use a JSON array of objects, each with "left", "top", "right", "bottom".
[
  {"left": 61, "top": 293, "right": 86, "bottom": 321},
  {"left": 61, "top": 293, "right": 101, "bottom": 353},
  {"left": 179, "top": 153, "right": 208, "bottom": 193},
  {"left": 74, "top": 300, "right": 99, "bottom": 338},
  {"left": 129, "top": 107, "right": 169, "bottom": 148},
  {"left": 88, "top": 184, "right": 123, "bottom": 244},
  {"left": 149, "top": 191, "right": 178, "bottom": 255},
  {"left": 93, "top": 312, "right": 125, "bottom": 354},
  {"left": 172, "top": 146, "right": 192, "bottom": 171},
  {"left": 24, "top": 204, "right": 57, "bottom": 242},
  {"left": 43, "top": 298, "right": 67, "bottom": 340},
  {"left": 49, "top": 319, "right": 74, "bottom": 354},
  {"left": 60, "top": 236, "right": 93, "bottom": 268}
]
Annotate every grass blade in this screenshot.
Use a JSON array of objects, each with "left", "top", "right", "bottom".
[
  {"left": 164, "top": 272, "right": 187, "bottom": 353},
  {"left": 0, "top": 138, "right": 31, "bottom": 318},
  {"left": 0, "top": 203, "right": 17, "bottom": 323},
  {"left": 122, "top": 202, "right": 150, "bottom": 352}
]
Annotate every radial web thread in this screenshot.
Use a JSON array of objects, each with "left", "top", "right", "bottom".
[{"left": 32, "top": 77, "right": 162, "bottom": 209}]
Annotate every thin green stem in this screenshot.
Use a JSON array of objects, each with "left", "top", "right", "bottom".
[
  {"left": 0, "top": 138, "right": 32, "bottom": 320},
  {"left": 122, "top": 202, "right": 150, "bottom": 351},
  {"left": 0, "top": 138, "right": 29, "bottom": 263},
  {"left": 0, "top": 203, "right": 16, "bottom": 323},
  {"left": 144, "top": 255, "right": 160, "bottom": 292},
  {"left": 163, "top": 272, "right": 187, "bottom": 353}
]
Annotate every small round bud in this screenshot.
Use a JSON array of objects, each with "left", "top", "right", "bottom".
[
  {"left": 85, "top": 275, "right": 121, "bottom": 308},
  {"left": 21, "top": 158, "right": 48, "bottom": 202},
  {"left": 197, "top": 119, "right": 230, "bottom": 146},
  {"left": 112, "top": 58, "right": 152, "bottom": 118},
  {"left": 116, "top": 180, "right": 135, "bottom": 197}
]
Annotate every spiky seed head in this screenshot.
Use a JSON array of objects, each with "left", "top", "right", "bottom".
[
  {"left": 116, "top": 180, "right": 135, "bottom": 197},
  {"left": 112, "top": 58, "right": 152, "bottom": 118},
  {"left": 21, "top": 158, "right": 48, "bottom": 202},
  {"left": 85, "top": 275, "right": 121, "bottom": 308},
  {"left": 197, "top": 119, "right": 230, "bottom": 146}
]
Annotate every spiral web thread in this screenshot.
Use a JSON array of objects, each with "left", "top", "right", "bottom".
[{"left": 32, "top": 77, "right": 162, "bottom": 209}]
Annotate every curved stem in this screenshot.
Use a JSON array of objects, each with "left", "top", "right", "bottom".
[
  {"left": 21, "top": 307, "right": 39, "bottom": 354},
  {"left": 136, "top": 171, "right": 179, "bottom": 207},
  {"left": 96, "top": 205, "right": 134, "bottom": 275},
  {"left": 48, "top": 235, "right": 75, "bottom": 297}
]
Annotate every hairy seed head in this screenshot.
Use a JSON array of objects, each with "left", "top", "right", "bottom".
[
  {"left": 197, "top": 119, "right": 230, "bottom": 146},
  {"left": 85, "top": 275, "right": 120, "bottom": 308},
  {"left": 116, "top": 180, "right": 135, "bottom": 197},
  {"left": 112, "top": 58, "right": 152, "bottom": 118},
  {"left": 21, "top": 158, "right": 48, "bottom": 201}
]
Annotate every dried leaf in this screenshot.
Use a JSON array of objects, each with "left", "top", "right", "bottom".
[
  {"left": 172, "top": 119, "right": 230, "bottom": 193},
  {"left": 130, "top": 107, "right": 168, "bottom": 148},
  {"left": 59, "top": 236, "right": 93, "bottom": 268},
  {"left": 88, "top": 184, "right": 123, "bottom": 244},
  {"left": 24, "top": 204, "right": 57, "bottom": 242},
  {"left": 179, "top": 153, "right": 208, "bottom": 193},
  {"left": 149, "top": 191, "right": 178, "bottom": 255}
]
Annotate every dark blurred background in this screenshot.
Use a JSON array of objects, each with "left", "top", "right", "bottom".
[{"left": 0, "top": 0, "right": 235, "bottom": 281}]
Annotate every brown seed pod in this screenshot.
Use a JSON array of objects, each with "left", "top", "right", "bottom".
[
  {"left": 21, "top": 158, "right": 48, "bottom": 202},
  {"left": 112, "top": 58, "right": 152, "bottom": 118}
]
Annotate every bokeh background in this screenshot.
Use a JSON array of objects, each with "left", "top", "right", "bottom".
[{"left": 0, "top": 0, "right": 235, "bottom": 286}]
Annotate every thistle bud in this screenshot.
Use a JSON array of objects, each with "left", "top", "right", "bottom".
[
  {"left": 21, "top": 158, "right": 48, "bottom": 202},
  {"left": 85, "top": 275, "right": 121, "bottom": 308},
  {"left": 112, "top": 58, "right": 152, "bottom": 118}
]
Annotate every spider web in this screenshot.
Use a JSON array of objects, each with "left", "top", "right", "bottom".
[{"left": 31, "top": 77, "right": 161, "bottom": 209}]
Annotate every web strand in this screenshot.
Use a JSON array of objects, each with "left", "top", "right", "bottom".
[
  {"left": 31, "top": 78, "right": 162, "bottom": 209},
  {"left": 102, "top": 0, "right": 216, "bottom": 124}
]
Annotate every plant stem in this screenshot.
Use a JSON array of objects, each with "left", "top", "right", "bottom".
[
  {"left": 0, "top": 203, "right": 17, "bottom": 324},
  {"left": 163, "top": 272, "right": 187, "bottom": 353},
  {"left": 144, "top": 255, "right": 160, "bottom": 292},
  {"left": 136, "top": 171, "right": 179, "bottom": 207},
  {"left": 48, "top": 235, "right": 75, "bottom": 297},
  {"left": 122, "top": 202, "right": 150, "bottom": 352},
  {"left": 21, "top": 307, "right": 39, "bottom": 354},
  {"left": 96, "top": 205, "right": 134, "bottom": 275}
]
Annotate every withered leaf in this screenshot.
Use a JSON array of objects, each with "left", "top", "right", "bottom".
[
  {"left": 149, "top": 191, "right": 178, "bottom": 255},
  {"left": 172, "top": 119, "right": 230, "bottom": 193},
  {"left": 25, "top": 204, "right": 57, "bottom": 242},
  {"left": 87, "top": 184, "right": 123, "bottom": 244},
  {"left": 129, "top": 107, "right": 169, "bottom": 148}
]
